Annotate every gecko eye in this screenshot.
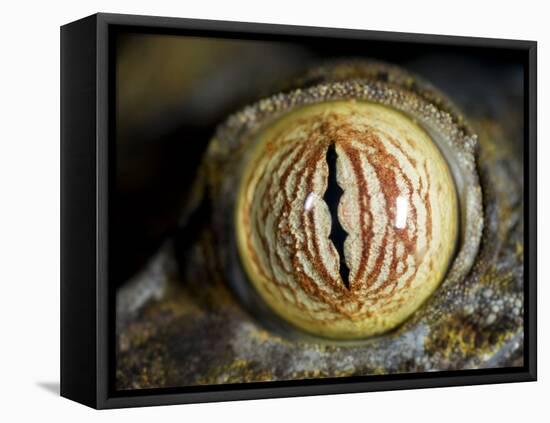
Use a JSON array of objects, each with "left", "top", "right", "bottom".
[
  {"left": 210, "top": 63, "right": 483, "bottom": 340},
  {"left": 235, "top": 101, "right": 458, "bottom": 339}
]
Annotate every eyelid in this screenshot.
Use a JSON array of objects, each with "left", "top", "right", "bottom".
[{"left": 207, "top": 61, "right": 484, "bottom": 341}]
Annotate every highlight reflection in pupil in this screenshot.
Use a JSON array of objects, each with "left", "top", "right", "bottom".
[
  {"left": 395, "top": 196, "right": 409, "bottom": 229},
  {"left": 236, "top": 100, "right": 459, "bottom": 339}
]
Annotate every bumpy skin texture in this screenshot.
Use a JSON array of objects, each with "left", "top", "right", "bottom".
[{"left": 116, "top": 61, "right": 524, "bottom": 390}]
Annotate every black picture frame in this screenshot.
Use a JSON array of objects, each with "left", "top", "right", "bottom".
[{"left": 60, "top": 12, "right": 537, "bottom": 409}]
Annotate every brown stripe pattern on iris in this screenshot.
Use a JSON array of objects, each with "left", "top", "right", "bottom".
[{"left": 236, "top": 101, "right": 458, "bottom": 339}]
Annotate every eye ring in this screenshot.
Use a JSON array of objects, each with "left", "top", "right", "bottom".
[{"left": 207, "top": 61, "right": 483, "bottom": 341}]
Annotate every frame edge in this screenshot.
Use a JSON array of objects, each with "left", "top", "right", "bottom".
[{"left": 60, "top": 13, "right": 100, "bottom": 409}]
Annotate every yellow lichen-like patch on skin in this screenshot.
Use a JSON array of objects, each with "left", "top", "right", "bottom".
[
  {"left": 236, "top": 101, "right": 458, "bottom": 339},
  {"left": 424, "top": 315, "right": 513, "bottom": 363},
  {"left": 194, "top": 359, "right": 274, "bottom": 385}
]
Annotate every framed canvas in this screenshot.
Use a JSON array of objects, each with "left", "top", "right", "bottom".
[{"left": 60, "top": 12, "right": 537, "bottom": 409}]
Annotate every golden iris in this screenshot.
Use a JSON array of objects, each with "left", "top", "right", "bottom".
[{"left": 236, "top": 101, "right": 458, "bottom": 339}]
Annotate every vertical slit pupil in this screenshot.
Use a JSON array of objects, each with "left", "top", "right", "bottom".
[{"left": 323, "top": 143, "right": 351, "bottom": 288}]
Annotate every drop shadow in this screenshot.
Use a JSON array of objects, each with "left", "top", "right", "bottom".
[{"left": 36, "top": 381, "right": 60, "bottom": 396}]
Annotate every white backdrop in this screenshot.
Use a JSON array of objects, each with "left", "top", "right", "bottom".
[{"left": 1, "top": 1, "right": 546, "bottom": 421}]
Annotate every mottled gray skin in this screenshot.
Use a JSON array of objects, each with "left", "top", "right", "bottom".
[{"left": 116, "top": 61, "right": 524, "bottom": 390}]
